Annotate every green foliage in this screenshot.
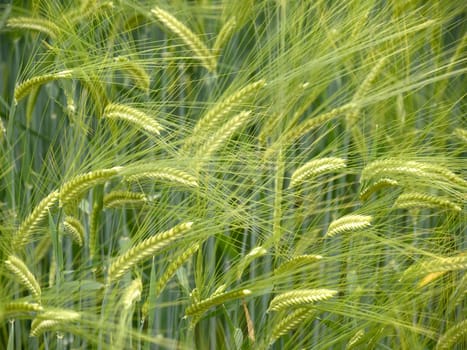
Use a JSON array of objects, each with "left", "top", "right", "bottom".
[{"left": 0, "top": 0, "right": 465, "bottom": 349}]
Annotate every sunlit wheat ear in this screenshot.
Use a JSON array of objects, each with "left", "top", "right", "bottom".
[
  {"left": 103, "top": 103, "right": 162, "bottom": 136},
  {"left": 436, "top": 319, "right": 467, "bottom": 350},
  {"left": 360, "top": 159, "right": 467, "bottom": 188},
  {"left": 393, "top": 192, "right": 462, "bottom": 212},
  {"left": 289, "top": 157, "right": 346, "bottom": 188},
  {"left": 14, "top": 70, "right": 73, "bottom": 105},
  {"left": 454, "top": 128, "right": 467, "bottom": 143},
  {"left": 359, "top": 178, "right": 399, "bottom": 201},
  {"left": 121, "top": 278, "right": 143, "bottom": 309},
  {"left": 30, "top": 309, "right": 81, "bottom": 337},
  {"left": 417, "top": 271, "right": 446, "bottom": 288},
  {"left": 59, "top": 167, "right": 122, "bottom": 208},
  {"left": 6, "top": 17, "right": 60, "bottom": 39},
  {"left": 4, "top": 302, "right": 43, "bottom": 319},
  {"left": 326, "top": 215, "right": 372, "bottom": 237},
  {"left": 62, "top": 217, "right": 84, "bottom": 246},
  {"left": 346, "top": 329, "right": 365, "bottom": 349},
  {"left": 14, "top": 190, "right": 59, "bottom": 248},
  {"left": 236, "top": 246, "right": 267, "bottom": 280},
  {"left": 114, "top": 56, "right": 150, "bottom": 92},
  {"left": 4, "top": 256, "right": 41, "bottom": 301},
  {"left": 213, "top": 17, "right": 237, "bottom": 54},
  {"left": 274, "top": 255, "right": 323, "bottom": 275},
  {"left": 269, "top": 308, "right": 315, "bottom": 345},
  {"left": 103, "top": 191, "right": 147, "bottom": 208},
  {"left": 154, "top": 243, "right": 200, "bottom": 298},
  {"left": 187, "top": 80, "right": 265, "bottom": 147},
  {"left": 185, "top": 289, "right": 251, "bottom": 319},
  {"left": 151, "top": 7, "right": 216, "bottom": 72},
  {"left": 67, "top": 0, "right": 114, "bottom": 22},
  {"left": 267, "top": 289, "right": 338, "bottom": 312},
  {"left": 196, "top": 110, "right": 252, "bottom": 159},
  {"left": 107, "top": 222, "right": 193, "bottom": 284},
  {"left": 124, "top": 167, "right": 198, "bottom": 188},
  {"left": 347, "top": 57, "right": 387, "bottom": 125}
]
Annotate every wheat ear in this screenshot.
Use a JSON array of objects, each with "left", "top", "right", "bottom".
[
  {"left": 6, "top": 16, "right": 60, "bottom": 39},
  {"left": 62, "top": 216, "right": 85, "bottom": 246},
  {"left": 103, "top": 191, "right": 147, "bottom": 208},
  {"left": 14, "top": 70, "right": 73, "bottom": 105},
  {"left": 346, "top": 329, "right": 365, "bottom": 349},
  {"left": 196, "top": 110, "right": 252, "bottom": 159},
  {"left": 108, "top": 222, "right": 193, "bottom": 283},
  {"left": 4, "top": 302, "right": 43, "bottom": 318},
  {"left": 274, "top": 255, "right": 323, "bottom": 275},
  {"left": 436, "top": 320, "right": 467, "bottom": 350},
  {"left": 359, "top": 178, "right": 398, "bottom": 201},
  {"left": 326, "top": 215, "right": 372, "bottom": 237},
  {"left": 103, "top": 103, "right": 162, "bottom": 135},
  {"left": 114, "top": 56, "right": 150, "bottom": 92},
  {"left": 59, "top": 167, "right": 122, "bottom": 207},
  {"left": 4, "top": 255, "right": 41, "bottom": 301},
  {"left": 124, "top": 167, "right": 198, "bottom": 188},
  {"left": 269, "top": 308, "right": 315, "bottom": 345},
  {"left": 30, "top": 309, "right": 81, "bottom": 337},
  {"left": 289, "top": 157, "right": 346, "bottom": 188},
  {"left": 14, "top": 190, "right": 59, "bottom": 248},
  {"left": 454, "top": 128, "right": 467, "bottom": 143},
  {"left": 213, "top": 17, "right": 237, "bottom": 54},
  {"left": 185, "top": 289, "right": 251, "bottom": 317},
  {"left": 236, "top": 246, "right": 267, "bottom": 280},
  {"left": 151, "top": 7, "right": 216, "bottom": 72},
  {"left": 268, "top": 289, "right": 338, "bottom": 312},
  {"left": 394, "top": 192, "right": 462, "bottom": 212},
  {"left": 121, "top": 278, "right": 143, "bottom": 309},
  {"left": 189, "top": 80, "right": 265, "bottom": 145}
]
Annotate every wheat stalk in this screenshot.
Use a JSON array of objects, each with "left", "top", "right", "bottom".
[
  {"left": 103, "top": 103, "right": 162, "bottom": 135},
  {"left": 436, "top": 320, "right": 467, "bottom": 350},
  {"left": 14, "top": 70, "right": 73, "bottom": 105},
  {"left": 326, "top": 214, "right": 372, "bottom": 237},
  {"left": 151, "top": 7, "right": 216, "bottom": 72},
  {"left": 289, "top": 157, "right": 346, "bottom": 188},
  {"left": 394, "top": 192, "right": 462, "bottom": 212},
  {"left": 269, "top": 308, "right": 315, "bottom": 345},
  {"left": 6, "top": 16, "right": 60, "bottom": 39},
  {"left": 107, "top": 222, "right": 193, "bottom": 283},
  {"left": 62, "top": 216, "right": 85, "bottom": 246},
  {"left": 59, "top": 167, "right": 122, "bottom": 208},
  {"left": 4, "top": 255, "right": 41, "bottom": 301},
  {"left": 268, "top": 289, "right": 338, "bottom": 312},
  {"left": 103, "top": 191, "right": 147, "bottom": 208}
]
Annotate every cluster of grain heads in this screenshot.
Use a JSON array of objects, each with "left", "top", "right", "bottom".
[
  {"left": 59, "top": 167, "right": 122, "bottom": 208},
  {"left": 151, "top": 7, "right": 217, "bottom": 73},
  {"left": 267, "top": 289, "right": 338, "bottom": 312},
  {"left": 393, "top": 192, "right": 462, "bottom": 212},
  {"left": 269, "top": 308, "right": 315, "bottom": 345},
  {"left": 6, "top": 16, "right": 60, "bottom": 39},
  {"left": 326, "top": 214, "right": 372, "bottom": 237},
  {"left": 14, "top": 190, "right": 59, "bottom": 248},
  {"left": 289, "top": 157, "right": 346, "bottom": 188},
  {"left": 4, "top": 255, "right": 41, "bottom": 302},
  {"left": 103, "top": 103, "right": 162, "bottom": 136},
  {"left": 30, "top": 309, "right": 81, "bottom": 337},
  {"left": 14, "top": 70, "right": 73, "bottom": 105},
  {"left": 107, "top": 222, "right": 194, "bottom": 283}
]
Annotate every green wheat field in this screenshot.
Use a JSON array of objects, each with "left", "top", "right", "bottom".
[{"left": 0, "top": 0, "right": 465, "bottom": 349}]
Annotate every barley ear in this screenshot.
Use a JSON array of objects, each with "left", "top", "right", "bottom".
[
  {"left": 274, "top": 255, "right": 323, "bottom": 275},
  {"left": 151, "top": 7, "right": 216, "bottom": 72},
  {"left": 4, "top": 302, "right": 43, "bottom": 318},
  {"left": 267, "top": 289, "right": 338, "bottom": 312},
  {"left": 213, "top": 17, "right": 237, "bottom": 54},
  {"left": 103, "top": 191, "right": 147, "bottom": 208},
  {"left": 346, "top": 329, "right": 365, "bottom": 349},
  {"left": 114, "top": 56, "right": 150, "bottom": 92},
  {"left": 269, "top": 308, "right": 315, "bottom": 345},
  {"left": 4, "top": 255, "right": 41, "bottom": 302},
  {"left": 62, "top": 216, "right": 85, "bottom": 246},
  {"left": 30, "top": 309, "right": 81, "bottom": 337},
  {"left": 436, "top": 320, "right": 467, "bottom": 350},
  {"left": 289, "top": 157, "right": 346, "bottom": 188},
  {"left": 326, "top": 215, "right": 372, "bottom": 237},
  {"left": 103, "top": 103, "right": 162, "bottom": 136},
  {"left": 107, "top": 222, "right": 193, "bottom": 283},
  {"left": 394, "top": 192, "right": 462, "bottom": 212},
  {"left": 6, "top": 16, "right": 60, "bottom": 39},
  {"left": 123, "top": 167, "right": 198, "bottom": 188}
]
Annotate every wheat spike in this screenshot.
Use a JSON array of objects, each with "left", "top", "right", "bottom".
[
  {"left": 122, "top": 278, "right": 143, "bottom": 309},
  {"left": 7, "top": 16, "right": 60, "bottom": 39},
  {"left": 14, "top": 70, "right": 72, "bottom": 105},
  {"left": 359, "top": 178, "right": 399, "bottom": 201},
  {"left": 213, "top": 17, "right": 237, "bottom": 54},
  {"left": 103, "top": 191, "right": 147, "bottom": 208},
  {"left": 270, "top": 308, "right": 315, "bottom": 345},
  {"left": 289, "top": 157, "right": 346, "bottom": 188},
  {"left": 114, "top": 56, "right": 150, "bottom": 92},
  {"left": 62, "top": 216, "right": 85, "bottom": 246},
  {"left": 236, "top": 246, "right": 267, "bottom": 280},
  {"left": 4, "top": 302, "right": 43, "bottom": 318},
  {"left": 274, "top": 255, "right": 323, "bottom": 275},
  {"left": 326, "top": 214, "right": 372, "bottom": 237},
  {"left": 394, "top": 192, "right": 462, "bottom": 212},
  {"left": 436, "top": 320, "right": 467, "bottom": 350},
  {"left": 59, "top": 167, "right": 121, "bottom": 207},
  {"left": 124, "top": 167, "right": 198, "bottom": 188},
  {"left": 152, "top": 7, "right": 216, "bottom": 72},
  {"left": 454, "top": 128, "right": 467, "bottom": 143},
  {"left": 185, "top": 289, "right": 251, "bottom": 317},
  {"left": 268, "top": 289, "right": 338, "bottom": 312},
  {"left": 108, "top": 222, "right": 193, "bottom": 283},
  {"left": 30, "top": 309, "right": 81, "bottom": 337},
  {"left": 346, "top": 329, "right": 365, "bottom": 349},
  {"left": 4, "top": 255, "right": 41, "bottom": 301},
  {"left": 103, "top": 103, "right": 162, "bottom": 135}
]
